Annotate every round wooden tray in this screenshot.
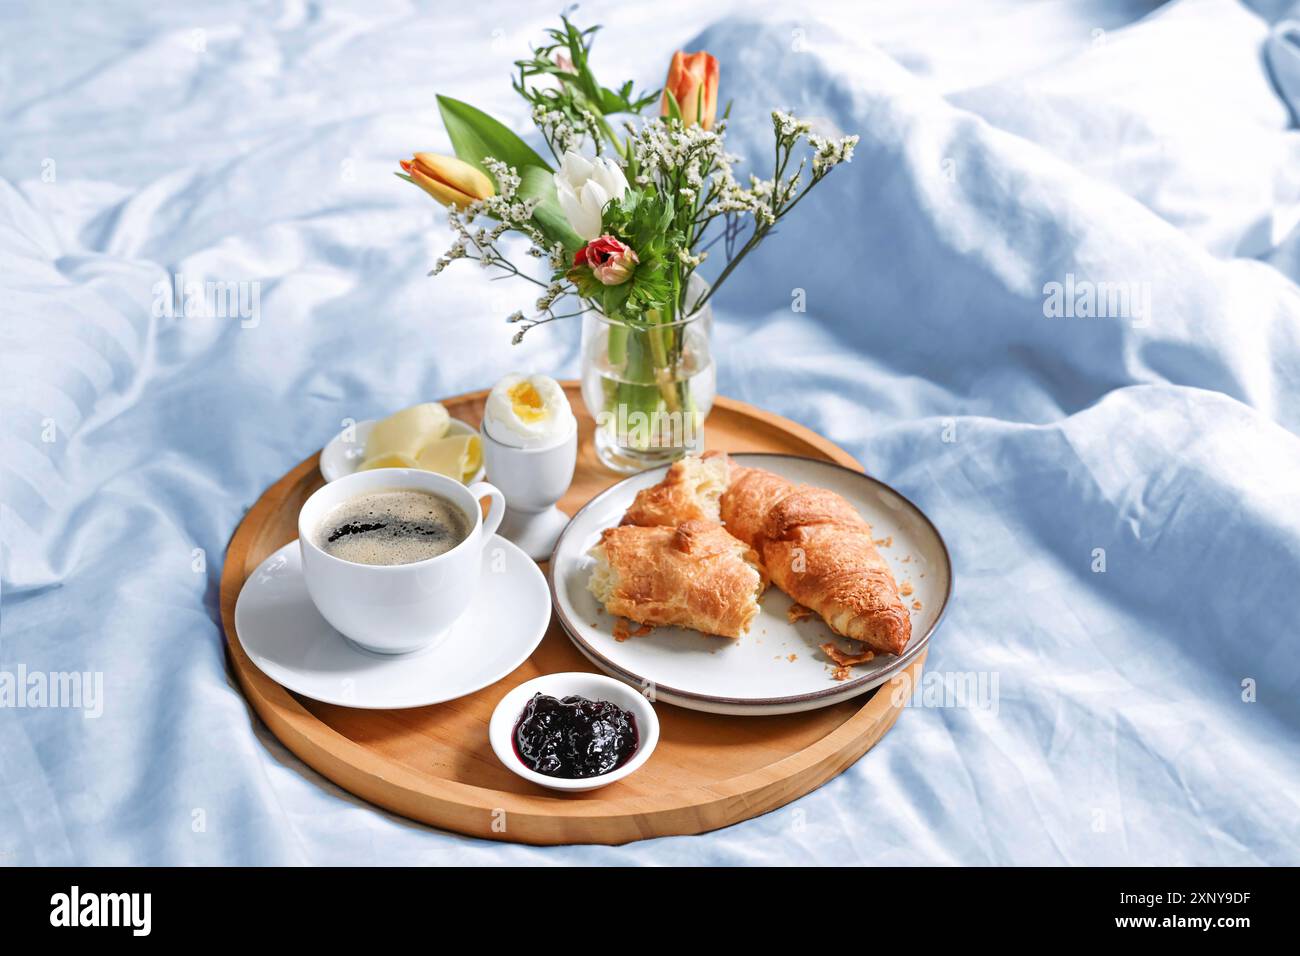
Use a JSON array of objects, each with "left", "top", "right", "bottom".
[{"left": 220, "top": 383, "right": 925, "bottom": 845}]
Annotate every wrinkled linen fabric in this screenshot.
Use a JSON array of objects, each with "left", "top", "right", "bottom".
[
  {"left": 2, "top": 0, "right": 1298, "bottom": 865},
  {"left": 1268, "top": 18, "right": 1300, "bottom": 121}
]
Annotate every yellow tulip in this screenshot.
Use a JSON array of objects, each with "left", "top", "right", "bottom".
[{"left": 399, "top": 152, "right": 494, "bottom": 209}]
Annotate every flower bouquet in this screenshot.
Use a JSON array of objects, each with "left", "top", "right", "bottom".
[{"left": 399, "top": 16, "right": 857, "bottom": 472}]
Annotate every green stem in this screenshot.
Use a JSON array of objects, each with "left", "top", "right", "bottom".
[
  {"left": 594, "top": 113, "right": 628, "bottom": 160},
  {"left": 694, "top": 228, "right": 767, "bottom": 312},
  {"left": 607, "top": 322, "right": 627, "bottom": 366},
  {"left": 617, "top": 329, "right": 660, "bottom": 450},
  {"left": 645, "top": 306, "right": 680, "bottom": 414}
]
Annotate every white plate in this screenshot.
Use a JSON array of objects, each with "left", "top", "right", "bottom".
[
  {"left": 234, "top": 536, "right": 549, "bottom": 709},
  {"left": 549, "top": 454, "right": 952, "bottom": 716},
  {"left": 318, "top": 417, "right": 485, "bottom": 484}
]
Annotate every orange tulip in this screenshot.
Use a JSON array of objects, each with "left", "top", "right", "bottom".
[
  {"left": 399, "top": 152, "right": 494, "bottom": 209},
  {"left": 660, "top": 50, "right": 719, "bottom": 130}
]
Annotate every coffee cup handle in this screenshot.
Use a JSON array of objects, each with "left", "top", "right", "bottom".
[{"left": 468, "top": 481, "right": 506, "bottom": 545}]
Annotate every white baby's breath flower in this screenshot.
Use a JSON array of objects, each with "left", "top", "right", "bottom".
[
  {"left": 808, "top": 133, "right": 860, "bottom": 175},
  {"left": 535, "top": 281, "right": 566, "bottom": 312},
  {"left": 772, "top": 110, "right": 811, "bottom": 138}
]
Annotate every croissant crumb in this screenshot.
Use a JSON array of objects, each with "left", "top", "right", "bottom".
[
  {"left": 787, "top": 602, "right": 815, "bottom": 623},
  {"left": 821, "top": 641, "right": 876, "bottom": 681}
]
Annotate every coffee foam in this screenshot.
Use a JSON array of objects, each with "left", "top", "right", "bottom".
[{"left": 317, "top": 488, "right": 470, "bottom": 566}]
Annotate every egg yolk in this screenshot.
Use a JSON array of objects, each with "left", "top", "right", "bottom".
[{"left": 508, "top": 381, "right": 548, "bottom": 424}]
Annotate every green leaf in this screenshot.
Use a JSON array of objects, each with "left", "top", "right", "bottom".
[
  {"left": 595, "top": 85, "right": 629, "bottom": 115},
  {"left": 517, "top": 166, "right": 584, "bottom": 253},
  {"left": 663, "top": 89, "right": 682, "bottom": 124},
  {"left": 436, "top": 95, "right": 552, "bottom": 180},
  {"left": 600, "top": 281, "right": 632, "bottom": 316}
]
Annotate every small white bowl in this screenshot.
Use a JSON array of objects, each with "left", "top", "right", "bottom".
[
  {"left": 319, "top": 417, "right": 485, "bottom": 484},
  {"left": 489, "top": 672, "right": 660, "bottom": 793}
]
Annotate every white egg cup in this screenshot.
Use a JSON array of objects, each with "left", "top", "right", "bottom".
[{"left": 480, "top": 418, "right": 577, "bottom": 561}]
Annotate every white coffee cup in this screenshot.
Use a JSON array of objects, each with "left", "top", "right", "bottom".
[{"left": 297, "top": 468, "right": 506, "bottom": 655}]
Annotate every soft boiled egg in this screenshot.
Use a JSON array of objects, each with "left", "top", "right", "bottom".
[{"left": 484, "top": 373, "right": 575, "bottom": 448}]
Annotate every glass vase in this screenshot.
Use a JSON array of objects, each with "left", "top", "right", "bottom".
[{"left": 579, "top": 279, "right": 715, "bottom": 474}]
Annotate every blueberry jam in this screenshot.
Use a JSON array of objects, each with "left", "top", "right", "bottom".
[{"left": 512, "top": 693, "right": 639, "bottom": 779}]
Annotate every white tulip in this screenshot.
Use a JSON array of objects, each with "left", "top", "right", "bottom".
[{"left": 553, "top": 150, "right": 629, "bottom": 241}]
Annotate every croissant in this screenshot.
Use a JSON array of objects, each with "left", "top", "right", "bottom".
[
  {"left": 621, "top": 450, "right": 730, "bottom": 527},
  {"left": 588, "top": 519, "right": 767, "bottom": 638},
  {"left": 720, "top": 466, "right": 912, "bottom": 656}
]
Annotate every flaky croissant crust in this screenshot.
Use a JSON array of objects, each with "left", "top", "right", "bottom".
[
  {"left": 589, "top": 519, "right": 767, "bottom": 639},
  {"left": 721, "top": 465, "right": 912, "bottom": 656},
  {"left": 594, "top": 454, "right": 912, "bottom": 654},
  {"left": 621, "top": 451, "right": 729, "bottom": 528}
]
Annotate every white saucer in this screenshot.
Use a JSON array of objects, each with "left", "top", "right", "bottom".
[
  {"left": 318, "top": 417, "right": 485, "bottom": 484},
  {"left": 234, "top": 536, "right": 550, "bottom": 709}
]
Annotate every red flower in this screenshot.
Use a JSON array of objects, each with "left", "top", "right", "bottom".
[{"left": 573, "top": 234, "right": 639, "bottom": 286}]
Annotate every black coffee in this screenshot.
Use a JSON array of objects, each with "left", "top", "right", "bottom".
[{"left": 317, "top": 489, "right": 469, "bottom": 566}]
